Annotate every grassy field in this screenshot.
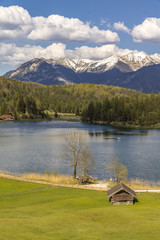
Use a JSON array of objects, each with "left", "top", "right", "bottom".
[
  {"left": 0, "top": 178, "right": 160, "bottom": 240},
  {"left": 44, "top": 110, "right": 80, "bottom": 121}
]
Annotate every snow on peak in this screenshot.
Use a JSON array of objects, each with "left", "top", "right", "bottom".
[
  {"left": 121, "top": 51, "right": 149, "bottom": 62},
  {"left": 10, "top": 50, "right": 160, "bottom": 77},
  {"left": 150, "top": 53, "right": 160, "bottom": 62},
  {"left": 119, "top": 51, "right": 158, "bottom": 71},
  {"left": 46, "top": 56, "right": 119, "bottom": 73},
  {"left": 50, "top": 51, "right": 160, "bottom": 73}
]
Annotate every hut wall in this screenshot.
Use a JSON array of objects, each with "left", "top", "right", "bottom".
[{"left": 113, "top": 194, "right": 133, "bottom": 201}]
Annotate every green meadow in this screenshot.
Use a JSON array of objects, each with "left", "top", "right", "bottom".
[{"left": 0, "top": 178, "right": 160, "bottom": 240}]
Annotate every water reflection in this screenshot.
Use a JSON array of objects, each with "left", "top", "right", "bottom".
[{"left": 89, "top": 129, "right": 148, "bottom": 137}]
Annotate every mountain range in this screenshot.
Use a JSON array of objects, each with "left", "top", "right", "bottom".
[{"left": 4, "top": 51, "right": 160, "bottom": 93}]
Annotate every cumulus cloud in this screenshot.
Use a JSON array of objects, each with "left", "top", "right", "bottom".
[
  {"left": 0, "top": 6, "right": 32, "bottom": 40},
  {"left": 0, "top": 5, "right": 119, "bottom": 44},
  {"left": 67, "top": 44, "right": 124, "bottom": 59},
  {"left": 28, "top": 15, "right": 119, "bottom": 44},
  {"left": 0, "top": 43, "right": 66, "bottom": 66},
  {"left": 67, "top": 44, "right": 131, "bottom": 60},
  {"left": 132, "top": 18, "right": 160, "bottom": 43},
  {"left": 113, "top": 21, "right": 130, "bottom": 34}
]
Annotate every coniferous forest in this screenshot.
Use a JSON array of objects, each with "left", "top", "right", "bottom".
[
  {"left": 1, "top": 76, "right": 160, "bottom": 127},
  {"left": 81, "top": 94, "right": 160, "bottom": 126}
]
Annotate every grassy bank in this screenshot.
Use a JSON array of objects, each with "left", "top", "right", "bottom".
[
  {"left": 11, "top": 112, "right": 80, "bottom": 122},
  {"left": 1, "top": 171, "right": 160, "bottom": 190},
  {"left": 0, "top": 171, "right": 78, "bottom": 185},
  {"left": 0, "top": 177, "right": 160, "bottom": 240}
]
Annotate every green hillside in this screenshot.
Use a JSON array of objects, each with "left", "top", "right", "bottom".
[
  {"left": 0, "top": 77, "right": 142, "bottom": 120},
  {"left": 0, "top": 178, "right": 160, "bottom": 240},
  {"left": 1, "top": 77, "right": 160, "bottom": 126}
]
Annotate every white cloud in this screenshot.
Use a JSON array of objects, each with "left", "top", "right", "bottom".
[
  {"left": 0, "top": 43, "right": 66, "bottom": 66},
  {"left": 0, "top": 6, "right": 32, "bottom": 40},
  {"left": 100, "top": 19, "right": 107, "bottom": 26},
  {"left": 113, "top": 21, "right": 130, "bottom": 34},
  {"left": 66, "top": 44, "right": 121, "bottom": 59},
  {"left": 28, "top": 15, "right": 119, "bottom": 44},
  {"left": 40, "top": 43, "right": 66, "bottom": 59},
  {"left": 132, "top": 18, "right": 160, "bottom": 43},
  {"left": 0, "top": 5, "right": 119, "bottom": 44}
]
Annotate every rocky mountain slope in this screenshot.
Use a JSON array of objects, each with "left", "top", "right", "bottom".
[
  {"left": 110, "top": 64, "right": 160, "bottom": 93},
  {"left": 3, "top": 51, "right": 160, "bottom": 93}
]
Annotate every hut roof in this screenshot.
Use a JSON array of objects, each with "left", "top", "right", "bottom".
[
  {"left": 107, "top": 182, "right": 137, "bottom": 199},
  {"left": 0, "top": 114, "right": 13, "bottom": 119}
]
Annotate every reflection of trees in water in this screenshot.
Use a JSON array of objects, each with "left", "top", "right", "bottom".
[{"left": 88, "top": 129, "right": 148, "bottom": 137}]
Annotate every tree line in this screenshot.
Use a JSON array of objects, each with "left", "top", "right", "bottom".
[{"left": 81, "top": 93, "right": 160, "bottom": 126}]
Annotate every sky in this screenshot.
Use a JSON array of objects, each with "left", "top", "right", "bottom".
[{"left": 0, "top": 0, "right": 160, "bottom": 75}]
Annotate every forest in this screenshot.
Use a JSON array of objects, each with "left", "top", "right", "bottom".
[
  {"left": 0, "top": 76, "right": 160, "bottom": 126},
  {"left": 81, "top": 94, "right": 160, "bottom": 126}
]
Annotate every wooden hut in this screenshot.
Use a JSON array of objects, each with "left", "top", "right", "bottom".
[
  {"left": 0, "top": 115, "right": 14, "bottom": 121},
  {"left": 107, "top": 182, "right": 137, "bottom": 205}
]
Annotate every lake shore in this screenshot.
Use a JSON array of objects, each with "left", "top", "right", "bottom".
[
  {"left": 1, "top": 118, "right": 160, "bottom": 130},
  {"left": 1, "top": 110, "right": 160, "bottom": 129},
  {"left": 83, "top": 120, "right": 160, "bottom": 130},
  {"left": 1, "top": 171, "right": 160, "bottom": 191}
]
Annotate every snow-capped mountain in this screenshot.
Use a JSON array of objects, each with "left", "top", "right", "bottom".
[
  {"left": 3, "top": 50, "right": 160, "bottom": 93},
  {"left": 120, "top": 51, "right": 160, "bottom": 71},
  {"left": 53, "top": 51, "right": 160, "bottom": 72}
]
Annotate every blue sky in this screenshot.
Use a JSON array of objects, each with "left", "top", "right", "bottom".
[{"left": 0, "top": 0, "right": 160, "bottom": 74}]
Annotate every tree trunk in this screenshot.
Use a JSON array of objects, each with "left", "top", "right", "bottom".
[{"left": 73, "top": 164, "right": 77, "bottom": 178}]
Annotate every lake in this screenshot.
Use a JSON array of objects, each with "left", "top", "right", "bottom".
[{"left": 0, "top": 121, "right": 160, "bottom": 182}]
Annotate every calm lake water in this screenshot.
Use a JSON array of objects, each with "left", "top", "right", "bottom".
[{"left": 0, "top": 121, "right": 160, "bottom": 182}]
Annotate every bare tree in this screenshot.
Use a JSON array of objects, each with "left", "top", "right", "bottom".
[
  {"left": 63, "top": 130, "right": 94, "bottom": 178},
  {"left": 78, "top": 145, "right": 95, "bottom": 177},
  {"left": 106, "top": 155, "right": 128, "bottom": 183}
]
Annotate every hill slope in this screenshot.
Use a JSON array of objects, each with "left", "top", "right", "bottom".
[
  {"left": 0, "top": 76, "right": 142, "bottom": 120},
  {"left": 110, "top": 64, "right": 160, "bottom": 93},
  {"left": 1, "top": 77, "right": 160, "bottom": 126}
]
